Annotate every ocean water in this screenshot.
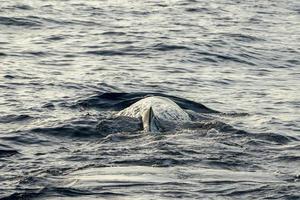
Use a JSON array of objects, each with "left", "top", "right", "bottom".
[{"left": 0, "top": 0, "right": 299, "bottom": 199}]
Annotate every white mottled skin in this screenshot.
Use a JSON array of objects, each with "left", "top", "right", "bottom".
[{"left": 117, "top": 96, "right": 191, "bottom": 123}]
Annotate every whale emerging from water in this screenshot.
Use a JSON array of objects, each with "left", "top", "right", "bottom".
[
  {"left": 116, "top": 96, "right": 191, "bottom": 132},
  {"left": 96, "top": 95, "right": 235, "bottom": 134},
  {"left": 96, "top": 96, "right": 219, "bottom": 134}
]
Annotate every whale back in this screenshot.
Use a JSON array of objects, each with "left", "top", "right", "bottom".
[{"left": 117, "top": 96, "right": 191, "bottom": 132}]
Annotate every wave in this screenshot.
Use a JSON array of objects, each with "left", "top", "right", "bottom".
[
  {"left": 0, "top": 16, "right": 42, "bottom": 27},
  {"left": 0, "top": 144, "right": 18, "bottom": 158},
  {"left": 0, "top": 114, "right": 33, "bottom": 123},
  {"left": 152, "top": 43, "right": 192, "bottom": 51}
]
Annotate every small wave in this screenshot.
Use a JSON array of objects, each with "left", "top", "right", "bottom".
[
  {"left": 195, "top": 51, "right": 256, "bottom": 66},
  {"left": 53, "top": 187, "right": 125, "bottom": 197},
  {"left": 31, "top": 125, "right": 97, "bottom": 137},
  {"left": 85, "top": 49, "right": 147, "bottom": 56},
  {"left": 251, "top": 132, "right": 297, "bottom": 145},
  {"left": 0, "top": 144, "right": 19, "bottom": 157},
  {"left": 3, "top": 4, "right": 33, "bottom": 11},
  {"left": 0, "top": 149, "right": 18, "bottom": 157},
  {"left": 0, "top": 189, "right": 45, "bottom": 200},
  {"left": 224, "top": 184, "right": 270, "bottom": 197},
  {"left": 14, "top": 4, "right": 33, "bottom": 10},
  {"left": 205, "top": 159, "right": 254, "bottom": 170},
  {"left": 0, "top": 16, "right": 42, "bottom": 27},
  {"left": 85, "top": 50, "right": 130, "bottom": 56},
  {"left": 0, "top": 132, "right": 50, "bottom": 145},
  {"left": 0, "top": 187, "right": 123, "bottom": 200},
  {"left": 114, "top": 157, "right": 195, "bottom": 167},
  {"left": 41, "top": 103, "right": 55, "bottom": 109},
  {"left": 31, "top": 118, "right": 99, "bottom": 138},
  {"left": 224, "top": 33, "right": 264, "bottom": 42},
  {"left": 102, "top": 31, "right": 126, "bottom": 36},
  {"left": 152, "top": 43, "right": 192, "bottom": 51},
  {"left": 21, "top": 51, "right": 50, "bottom": 57},
  {"left": 286, "top": 59, "right": 300, "bottom": 65},
  {"left": 45, "top": 35, "right": 65, "bottom": 41},
  {"left": 3, "top": 74, "right": 15, "bottom": 79},
  {"left": 0, "top": 114, "right": 33, "bottom": 123},
  {"left": 276, "top": 155, "right": 300, "bottom": 162},
  {"left": 185, "top": 8, "right": 209, "bottom": 12}
]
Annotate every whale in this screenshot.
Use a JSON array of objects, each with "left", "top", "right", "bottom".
[
  {"left": 116, "top": 96, "right": 191, "bottom": 132},
  {"left": 96, "top": 96, "right": 224, "bottom": 134}
]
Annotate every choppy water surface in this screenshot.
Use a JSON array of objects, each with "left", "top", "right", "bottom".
[{"left": 0, "top": 0, "right": 299, "bottom": 199}]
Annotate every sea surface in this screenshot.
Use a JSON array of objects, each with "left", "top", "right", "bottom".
[{"left": 0, "top": 0, "right": 299, "bottom": 199}]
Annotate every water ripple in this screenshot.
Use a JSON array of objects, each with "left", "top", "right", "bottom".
[{"left": 0, "top": 16, "right": 42, "bottom": 27}]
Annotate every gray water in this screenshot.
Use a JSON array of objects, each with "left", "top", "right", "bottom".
[{"left": 0, "top": 0, "right": 300, "bottom": 199}]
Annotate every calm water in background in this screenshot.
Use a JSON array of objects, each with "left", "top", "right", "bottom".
[{"left": 0, "top": 0, "right": 299, "bottom": 199}]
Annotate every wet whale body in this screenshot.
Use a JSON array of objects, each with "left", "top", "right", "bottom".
[
  {"left": 96, "top": 95, "right": 225, "bottom": 134},
  {"left": 117, "top": 96, "right": 191, "bottom": 132},
  {"left": 96, "top": 96, "right": 205, "bottom": 133}
]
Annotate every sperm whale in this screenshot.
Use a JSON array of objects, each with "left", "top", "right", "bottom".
[
  {"left": 96, "top": 96, "right": 224, "bottom": 134},
  {"left": 117, "top": 96, "right": 191, "bottom": 132}
]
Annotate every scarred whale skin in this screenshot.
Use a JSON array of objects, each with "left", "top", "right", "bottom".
[{"left": 117, "top": 96, "right": 191, "bottom": 132}]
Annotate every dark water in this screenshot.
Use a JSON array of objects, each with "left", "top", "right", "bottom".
[{"left": 1, "top": 0, "right": 300, "bottom": 199}]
